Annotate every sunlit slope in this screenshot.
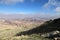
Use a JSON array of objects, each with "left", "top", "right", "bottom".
[{"left": 0, "top": 19, "right": 44, "bottom": 40}]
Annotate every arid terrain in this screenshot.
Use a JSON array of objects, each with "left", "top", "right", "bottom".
[
  {"left": 0, "top": 14, "right": 59, "bottom": 40},
  {"left": 0, "top": 14, "right": 60, "bottom": 40},
  {"left": 0, "top": 0, "right": 60, "bottom": 40},
  {"left": 0, "top": 18, "right": 47, "bottom": 40}
]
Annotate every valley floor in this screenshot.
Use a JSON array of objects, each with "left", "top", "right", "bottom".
[{"left": 0, "top": 20, "right": 50, "bottom": 40}]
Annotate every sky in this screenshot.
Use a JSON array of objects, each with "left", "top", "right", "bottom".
[{"left": 0, "top": 0, "right": 60, "bottom": 16}]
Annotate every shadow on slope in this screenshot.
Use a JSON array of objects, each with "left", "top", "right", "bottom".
[{"left": 15, "top": 18, "right": 60, "bottom": 36}]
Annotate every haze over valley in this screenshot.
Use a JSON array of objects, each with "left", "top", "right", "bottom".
[{"left": 0, "top": 0, "right": 60, "bottom": 40}]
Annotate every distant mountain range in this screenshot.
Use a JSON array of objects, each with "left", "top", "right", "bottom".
[{"left": 0, "top": 13, "right": 59, "bottom": 21}]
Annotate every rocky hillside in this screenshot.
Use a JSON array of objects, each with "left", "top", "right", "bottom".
[{"left": 16, "top": 18, "right": 60, "bottom": 36}]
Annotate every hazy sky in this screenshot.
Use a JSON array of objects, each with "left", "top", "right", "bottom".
[{"left": 0, "top": 0, "right": 60, "bottom": 15}]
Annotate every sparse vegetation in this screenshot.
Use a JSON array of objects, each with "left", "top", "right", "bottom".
[
  {"left": 0, "top": 18, "right": 60, "bottom": 40},
  {"left": 0, "top": 19, "right": 49, "bottom": 40}
]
